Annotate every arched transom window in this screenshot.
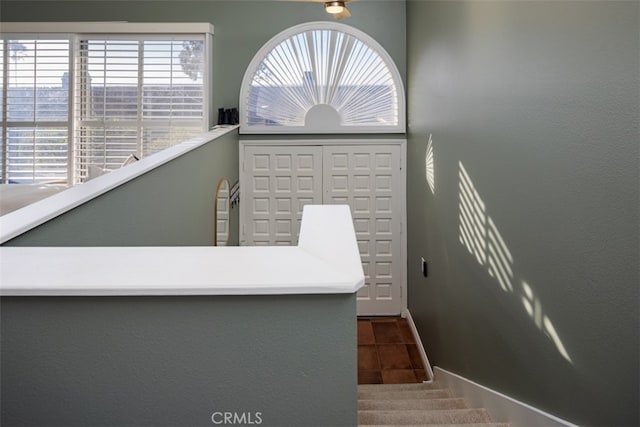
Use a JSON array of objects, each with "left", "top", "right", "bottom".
[{"left": 239, "top": 22, "right": 405, "bottom": 134}]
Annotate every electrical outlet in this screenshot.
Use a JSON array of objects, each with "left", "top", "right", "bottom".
[{"left": 421, "top": 257, "right": 428, "bottom": 277}]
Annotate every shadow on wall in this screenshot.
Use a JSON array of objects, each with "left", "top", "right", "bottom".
[{"left": 457, "top": 161, "right": 572, "bottom": 364}]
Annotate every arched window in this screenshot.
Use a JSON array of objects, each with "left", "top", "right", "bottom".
[{"left": 239, "top": 22, "right": 405, "bottom": 134}]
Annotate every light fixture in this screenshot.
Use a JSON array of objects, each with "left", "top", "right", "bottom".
[{"left": 325, "top": 1, "right": 345, "bottom": 14}]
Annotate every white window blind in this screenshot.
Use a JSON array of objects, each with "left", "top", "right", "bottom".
[
  {"left": 1, "top": 26, "right": 210, "bottom": 185},
  {"left": 240, "top": 22, "right": 405, "bottom": 134},
  {"left": 75, "top": 36, "right": 206, "bottom": 182},
  {"left": 1, "top": 38, "right": 71, "bottom": 184},
  {"left": 1, "top": 40, "right": 3, "bottom": 178}
]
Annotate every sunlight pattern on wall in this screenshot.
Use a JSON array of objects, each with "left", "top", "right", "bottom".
[
  {"left": 425, "top": 134, "right": 435, "bottom": 194},
  {"left": 487, "top": 217, "right": 514, "bottom": 292},
  {"left": 521, "top": 281, "right": 572, "bottom": 362},
  {"left": 458, "top": 162, "right": 487, "bottom": 266},
  {"left": 458, "top": 161, "right": 572, "bottom": 363}
]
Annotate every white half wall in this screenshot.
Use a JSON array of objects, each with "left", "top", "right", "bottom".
[{"left": 434, "top": 367, "right": 579, "bottom": 427}]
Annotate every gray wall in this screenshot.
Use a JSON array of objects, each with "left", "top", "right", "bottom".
[
  {"left": 1, "top": 294, "right": 357, "bottom": 426},
  {"left": 3, "top": 131, "right": 240, "bottom": 246},
  {"left": 0, "top": 0, "right": 406, "bottom": 246},
  {"left": 406, "top": 1, "right": 639, "bottom": 426}
]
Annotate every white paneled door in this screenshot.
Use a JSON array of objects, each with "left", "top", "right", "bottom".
[
  {"left": 241, "top": 142, "right": 404, "bottom": 315},
  {"left": 243, "top": 146, "right": 323, "bottom": 246},
  {"left": 323, "top": 145, "right": 402, "bottom": 315}
]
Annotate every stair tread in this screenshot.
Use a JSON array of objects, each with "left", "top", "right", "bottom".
[
  {"left": 358, "top": 397, "right": 469, "bottom": 411},
  {"left": 358, "top": 408, "right": 491, "bottom": 414},
  {"left": 358, "top": 388, "right": 452, "bottom": 400},
  {"left": 358, "top": 408, "right": 493, "bottom": 424},
  {"left": 358, "top": 424, "right": 511, "bottom": 427},
  {"left": 358, "top": 382, "right": 446, "bottom": 392},
  {"left": 357, "top": 382, "right": 506, "bottom": 426}
]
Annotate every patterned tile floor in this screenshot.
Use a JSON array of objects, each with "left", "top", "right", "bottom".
[{"left": 357, "top": 317, "right": 427, "bottom": 384}]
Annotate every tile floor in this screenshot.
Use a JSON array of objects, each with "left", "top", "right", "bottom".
[{"left": 357, "top": 316, "right": 427, "bottom": 384}]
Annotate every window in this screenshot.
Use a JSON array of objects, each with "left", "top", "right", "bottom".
[
  {"left": 1, "top": 38, "right": 71, "bottom": 183},
  {"left": 1, "top": 23, "right": 212, "bottom": 184},
  {"left": 239, "top": 21, "right": 405, "bottom": 134}
]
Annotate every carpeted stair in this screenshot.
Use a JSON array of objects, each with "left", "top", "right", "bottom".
[{"left": 358, "top": 382, "right": 510, "bottom": 427}]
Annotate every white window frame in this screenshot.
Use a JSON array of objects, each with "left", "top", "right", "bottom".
[
  {"left": 0, "top": 34, "right": 73, "bottom": 184},
  {"left": 1, "top": 22, "right": 213, "bottom": 184},
  {"left": 239, "top": 21, "right": 405, "bottom": 134}
]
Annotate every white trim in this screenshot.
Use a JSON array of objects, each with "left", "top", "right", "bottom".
[
  {"left": 0, "top": 22, "right": 214, "bottom": 35},
  {"left": 239, "top": 138, "right": 406, "bottom": 147},
  {"left": 67, "top": 38, "right": 75, "bottom": 184},
  {"left": 239, "top": 21, "right": 405, "bottom": 134},
  {"left": 239, "top": 140, "right": 245, "bottom": 244},
  {"left": 1, "top": 41, "right": 7, "bottom": 181},
  {"left": 434, "top": 367, "right": 579, "bottom": 427},
  {"left": 0, "top": 126, "right": 238, "bottom": 244},
  {"left": 204, "top": 32, "right": 213, "bottom": 133},
  {"left": 400, "top": 140, "right": 407, "bottom": 313},
  {"left": 402, "top": 308, "right": 435, "bottom": 381}
]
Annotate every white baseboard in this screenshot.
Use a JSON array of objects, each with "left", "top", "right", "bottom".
[
  {"left": 434, "top": 367, "right": 578, "bottom": 427},
  {"left": 401, "top": 308, "right": 434, "bottom": 381}
]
